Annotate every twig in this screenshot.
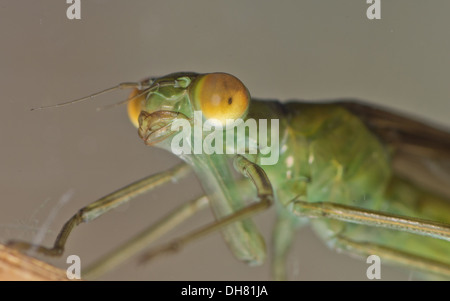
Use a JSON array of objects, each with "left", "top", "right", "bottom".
[{"left": 0, "top": 244, "right": 72, "bottom": 281}]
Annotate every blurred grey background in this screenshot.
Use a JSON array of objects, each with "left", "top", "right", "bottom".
[{"left": 0, "top": 1, "right": 449, "bottom": 280}]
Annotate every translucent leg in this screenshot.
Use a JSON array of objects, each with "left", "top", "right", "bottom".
[
  {"left": 7, "top": 163, "right": 191, "bottom": 256},
  {"left": 293, "top": 200, "right": 450, "bottom": 241},
  {"left": 83, "top": 196, "right": 209, "bottom": 279},
  {"left": 334, "top": 235, "right": 450, "bottom": 278},
  {"left": 271, "top": 209, "right": 299, "bottom": 280},
  {"left": 139, "top": 155, "right": 274, "bottom": 263}
]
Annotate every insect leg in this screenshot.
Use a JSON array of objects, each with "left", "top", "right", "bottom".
[
  {"left": 7, "top": 163, "right": 191, "bottom": 256},
  {"left": 83, "top": 195, "right": 209, "bottom": 279},
  {"left": 138, "top": 155, "right": 274, "bottom": 263},
  {"left": 293, "top": 201, "right": 450, "bottom": 241},
  {"left": 333, "top": 235, "right": 450, "bottom": 278},
  {"left": 271, "top": 209, "right": 299, "bottom": 280}
]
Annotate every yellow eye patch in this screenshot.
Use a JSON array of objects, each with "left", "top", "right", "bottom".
[
  {"left": 192, "top": 73, "right": 250, "bottom": 125},
  {"left": 127, "top": 88, "right": 146, "bottom": 128}
]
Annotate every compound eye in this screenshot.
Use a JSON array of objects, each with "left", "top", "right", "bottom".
[
  {"left": 127, "top": 88, "right": 146, "bottom": 128},
  {"left": 192, "top": 73, "right": 250, "bottom": 125}
]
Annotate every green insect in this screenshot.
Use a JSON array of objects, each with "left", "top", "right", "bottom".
[{"left": 8, "top": 72, "right": 450, "bottom": 280}]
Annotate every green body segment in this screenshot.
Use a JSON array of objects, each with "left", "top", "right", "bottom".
[{"left": 259, "top": 101, "right": 450, "bottom": 268}]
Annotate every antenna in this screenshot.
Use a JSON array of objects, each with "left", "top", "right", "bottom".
[
  {"left": 95, "top": 88, "right": 152, "bottom": 112},
  {"left": 30, "top": 82, "right": 147, "bottom": 111}
]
